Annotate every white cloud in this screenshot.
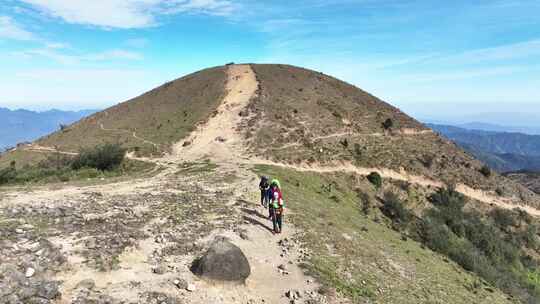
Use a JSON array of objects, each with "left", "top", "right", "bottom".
[
  {"left": 45, "top": 42, "right": 69, "bottom": 49},
  {"left": 161, "top": 0, "right": 238, "bottom": 16},
  {"left": 20, "top": 0, "right": 238, "bottom": 29},
  {"left": 405, "top": 66, "right": 535, "bottom": 83},
  {"left": 125, "top": 38, "right": 149, "bottom": 48},
  {"left": 0, "top": 16, "right": 35, "bottom": 40},
  {"left": 11, "top": 47, "right": 143, "bottom": 64},
  {"left": 82, "top": 49, "right": 143, "bottom": 61},
  {"left": 439, "top": 39, "right": 540, "bottom": 64}
]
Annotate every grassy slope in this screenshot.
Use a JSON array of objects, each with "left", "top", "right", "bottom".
[
  {"left": 248, "top": 64, "right": 538, "bottom": 206},
  {"left": 0, "top": 150, "right": 47, "bottom": 168},
  {"left": 255, "top": 164, "right": 514, "bottom": 304},
  {"left": 0, "top": 66, "right": 227, "bottom": 168},
  {"left": 37, "top": 66, "right": 228, "bottom": 155}
]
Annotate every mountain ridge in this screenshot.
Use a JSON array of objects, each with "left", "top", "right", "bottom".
[{"left": 1, "top": 64, "right": 539, "bottom": 304}]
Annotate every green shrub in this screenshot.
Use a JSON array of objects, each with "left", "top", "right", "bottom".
[
  {"left": 356, "top": 191, "right": 371, "bottom": 215},
  {"left": 490, "top": 208, "right": 517, "bottom": 231},
  {"left": 420, "top": 217, "right": 452, "bottom": 253},
  {"left": 382, "top": 118, "right": 393, "bottom": 130},
  {"left": 0, "top": 167, "right": 16, "bottom": 185},
  {"left": 381, "top": 191, "right": 411, "bottom": 224},
  {"left": 520, "top": 225, "right": 539, "bottom": 250},
  {"left": 72, "top": 143, "right": 126, "bottom": 171},
  {"left": 479, "top": 165, "right": 492, "bottom": 177},
  {"left": 366, "top": 172, "right": 382, "bottom": 189},
  {"left": 428, "top": 187, "right": 467, "bottom": 236}
]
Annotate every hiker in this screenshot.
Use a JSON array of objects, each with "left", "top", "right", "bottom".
[
  {"left": 259, "top": 176, "right": 270, "bottom": 208},
  {"left": 270, "top": 180, "right": 284, "bottom": 234},
  {"left": 267, "top": 178, "right": 281, "bottom": 219}
]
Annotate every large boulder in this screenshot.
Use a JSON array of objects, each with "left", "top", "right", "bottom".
[{"left": 191, "top": 237, "right": 250, "bottom": 282}]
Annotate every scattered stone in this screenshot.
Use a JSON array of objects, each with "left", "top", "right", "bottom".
[
  {"left": 286, "top": 289, "right": 302, "bottom": 300},
  {"left": 191, "top": 236, "right": 251, "bottom": 283},
  {"left": 186, "top": 283, "right": 196, "bottom": 292},
  {"left": 215, "top": 136, "right": 227, "bottom": 142},
  {"left": 21, "top": 224, "right": 35, "bottom": 230},
  {"left": 173, "top": 278, "right": 188, "bottom": 290},
  {"left": 152, "top": 264, "right": 167, "bottom": 275},
  {"left": 25, "top": 267, "right": 36, "bottom": 278},
  {"left": 36, "top": 281, "right": 60, "bottom": 299},
  {"left": 182, "top": 141, "right": 191, "bottom": 147},
  {"left": 75, "top": 279, "right": 96, "bottom": 290},
  {"left": 239, "top": 230, "right": 249, "bottom": 240}
]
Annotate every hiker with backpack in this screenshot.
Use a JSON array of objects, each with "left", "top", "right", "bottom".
[
  {"left": 269, "top": 179, "right": 284, "bottom": 234},
  {"left": 259, "top": 176, "right": 270, "bottom": 208}
]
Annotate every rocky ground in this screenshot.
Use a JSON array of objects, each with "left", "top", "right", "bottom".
[{"left": 0, "top": 160, "right": 334, "bottom": 304}]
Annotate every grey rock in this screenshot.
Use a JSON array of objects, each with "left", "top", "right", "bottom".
[
  {"left": 36, "top": 281, "right": 60, "bottom": 299},
  {"left": 173, "top": 278, "right": 188, "bottom": 290},
  {"left": 191, "top": 237, "right": 251, "bottom": 282},
  {"left": 152, "top": 264, "right": 167, "bottom": 275},
  {"left": 25, "top": 267, "right": 35, "bottom": 278},
  {"left": 75, "top": 279, "right": 96, "bottom": 290}
]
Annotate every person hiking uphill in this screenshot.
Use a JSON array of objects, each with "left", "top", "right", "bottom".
[
  {"left": 259, "top": 176, "right": 270, "bottom": 208},
  {"left": 267, "top": 178, "right": 281, "bottom": 219},
  {"left": 270, "top": 180, "right": 284, "bottom": 234}
]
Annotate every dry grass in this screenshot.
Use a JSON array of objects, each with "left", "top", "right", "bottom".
[
  {"left": 37, "top": 66, "right": 228, "bottom": 155},
  {"left": 247, "top": 64, "right": 538, "bottom": 206}
]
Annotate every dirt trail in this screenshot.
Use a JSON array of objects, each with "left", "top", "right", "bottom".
[
  {"left": 252, "top": 160, "right": 540, "bottom": 216},
  {"left": 172, "top": 64, "right": 258, "bottom": 164},
  {"left": 100, "top": 123, "right": 159, "bottom": 147},
  {"left": 310, "top": 128, "right": 433, "bottom": 141},
  {"left": 19, "top": 144, "right": 79, "bottom": 156},
  {"left": 0, "top": 64, "right": 326, "bottom": 304}
]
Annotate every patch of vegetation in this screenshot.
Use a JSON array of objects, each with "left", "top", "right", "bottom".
[
  {"left": 0, "top": 144, "right": 151, "bottom": 186},
  {"left": 380, "top": 191, "right": 412, "bottom": 226},
  {"left": 480, "top": 165, "right": 492, "bottom": 177},
  {"left": 72, "top": 143, "right": 126, "bottom": 171},
  {"left": 382, "top": 118, "right": 394, "bottom": 130},
  {"left": 37, "top": 66, "right": 228, "bottom": 156},
  {"left": 366, "top": 172, "right": 382, "bottom": 189},
  {"left": 253, "top": 165, "right": 513, "bottom": 304},
  {"left": 380, "top": 186, "right": 540, "bottom": 303}
]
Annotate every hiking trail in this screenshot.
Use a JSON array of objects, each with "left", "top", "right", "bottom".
[{"left": 1, "top": 64, "right": 539, "bottom": 304}]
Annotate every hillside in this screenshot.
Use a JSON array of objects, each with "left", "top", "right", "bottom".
[
  {"left": 1, "top": 64, "right": 540, "bottom": 304},
  {"left": 245, "top": 64, "right": 536, "bottom": 205},
  {"left": 505, "top": 171, "right": 540, "bottom": 194},
  {"left": 0, "top": 108, "right": 96, "bottom": 151},
  {"left": 37, "top": 66, "right": 228, "bottom": 156}
]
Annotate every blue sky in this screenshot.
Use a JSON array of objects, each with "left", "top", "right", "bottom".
[{"left": 0, "top": 0, "right": 539, "bottom": 120}]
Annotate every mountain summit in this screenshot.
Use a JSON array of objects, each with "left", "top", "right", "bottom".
[
  {"left": 12, "top": 63, "right": 533, "bottom": 206},
  {"left": 1, "top": 64, "right": 539, "bottom": 304}
]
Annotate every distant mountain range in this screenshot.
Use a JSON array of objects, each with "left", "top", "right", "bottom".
[
  {"left": 0, "top": 107, "right": 97, "bottom": 150},
  {"left": 423, "top": 120, "right": 540, "bottom": 135},
  {"left": 428, "top": 123, "right": 540, "bottom": 173}
]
